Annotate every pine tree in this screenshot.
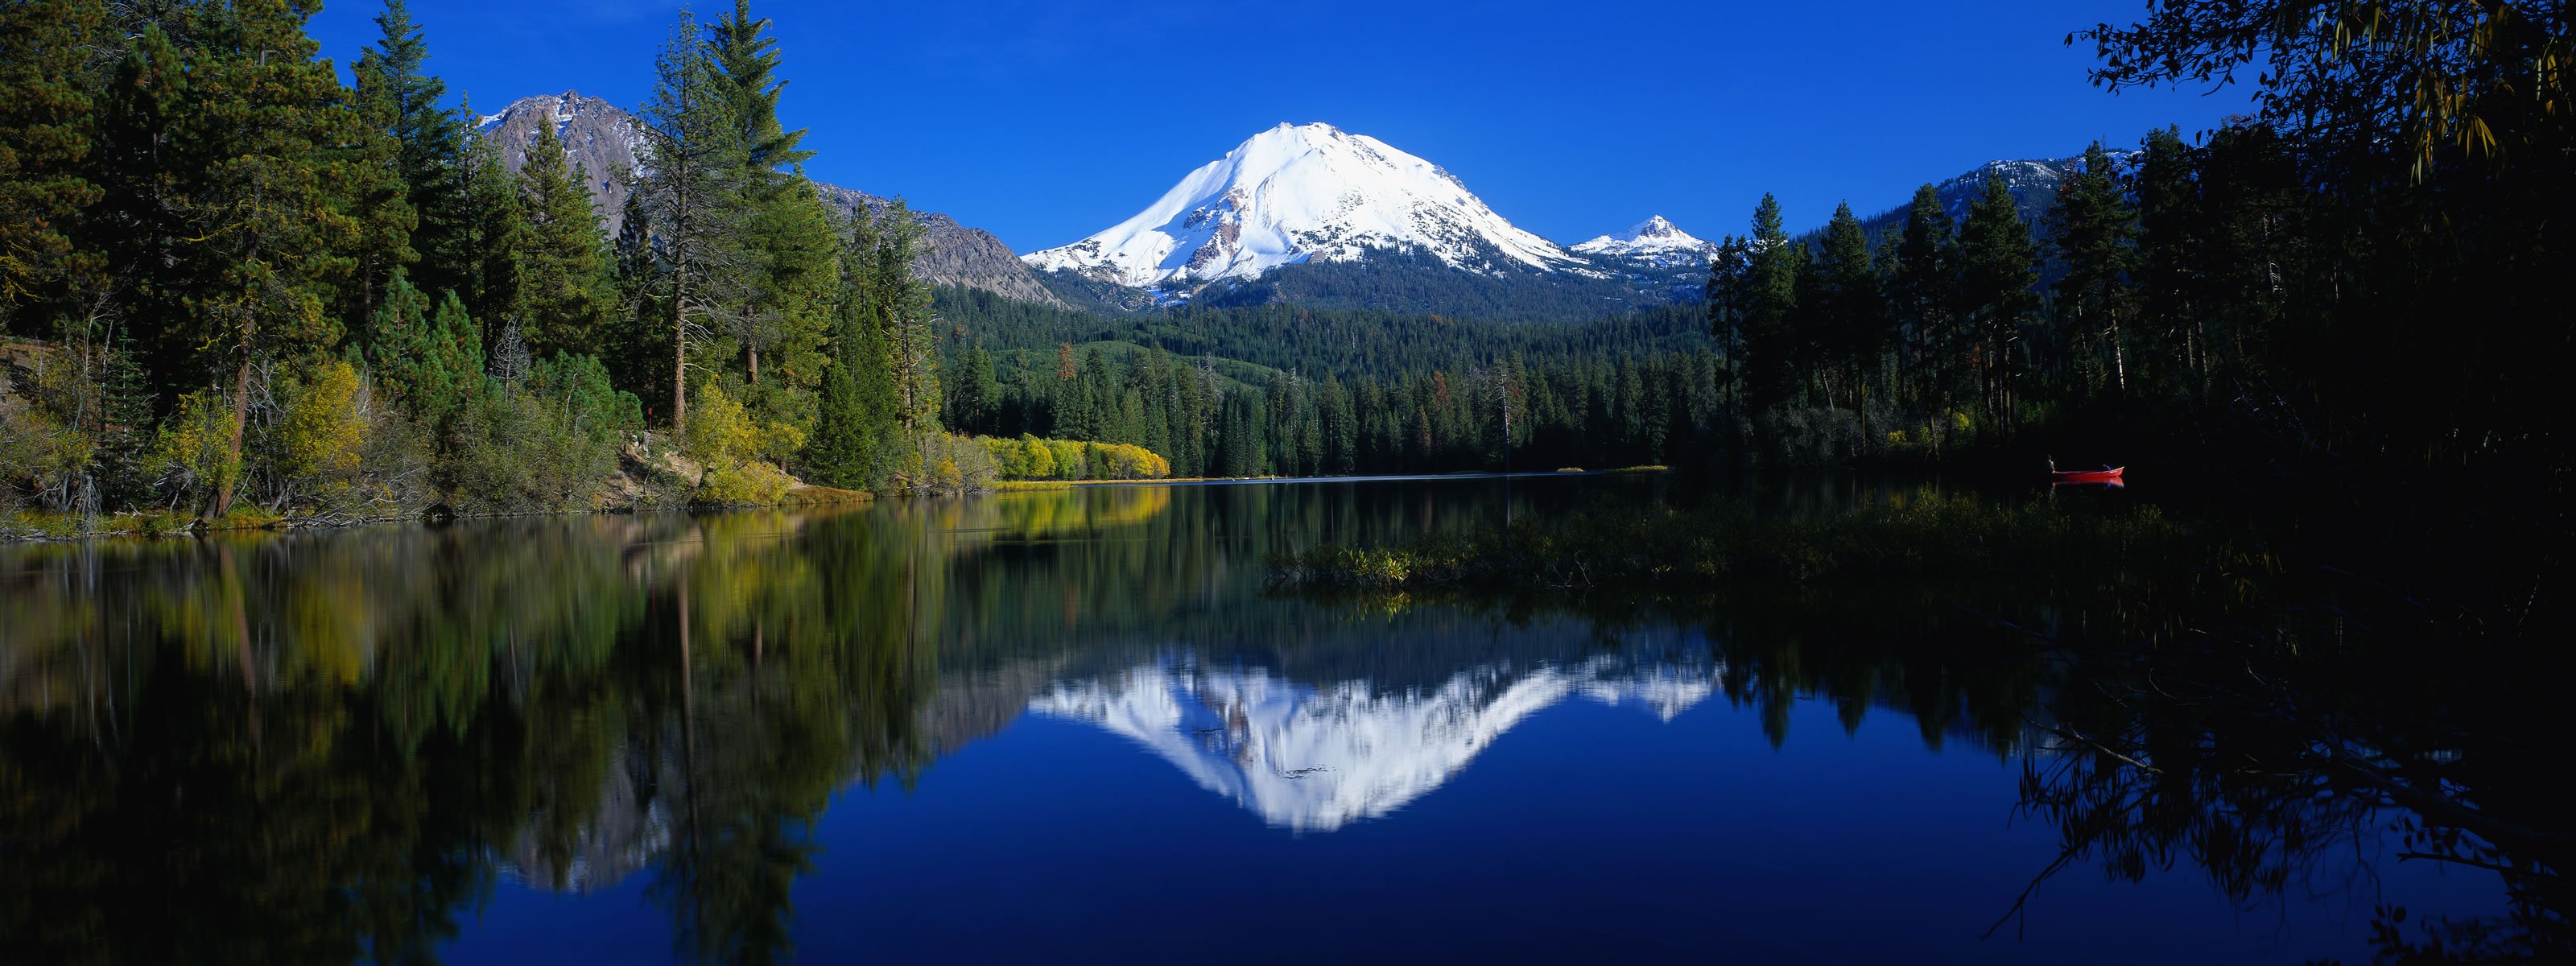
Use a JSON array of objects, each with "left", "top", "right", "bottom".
[
  {"left": 1957, "top": 171, "right": 2041, "bottom": 431},
  {"left": 803, "top": 218, "right": 902, "bottom": 489},
  {"left": 708, "top": 0, "right": 811, "bottom": 178},
  {"left": 0, "top": 0, "right": 105, "bottom": 326},
  {"left": 1891, "top": 183, "right": 1958, "bottom": 407},
  {"left": 517, "top": 123, "right": 615, "bottom": 357},
  {"left": 947, "top": 345, "right": 997, "bottom": 434},
  {"left": 459, "top": 125, "right": 528, "bottom": 345},
  {"left": 1705, "top": 233, "right": 1753, "bottom": 426},
  {"left": 110, "top": 2, "right": 364, "bottom": 514},
  {"left": 369, "top": 278, "right": 482, "bottom": 442},
  {"left": 606, "top": 188, "right": 668, "bottom": 411},
  {"left": 1740, "top": 194, "right": 1802, "bottom": 415},
  {"left": 2132, "top": 126, "right": 2203, "bottom": 393},
  {"left": 2050, "top": 141, "right": 2143, "bottom": 395},
  {"left": 708, "top": 0, "right": 830, "bottom": 403},
  {"left": 352, "top": 0, "right": 468, "bottom": 299},
  {"left": 637, "top": 8, "right": 751, "bottom": 435},
  {"left": 1814, "top": 200, "right": 1883, "bottom": 410}
]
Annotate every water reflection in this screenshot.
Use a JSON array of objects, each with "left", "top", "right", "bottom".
[
  {"left": 1030, "top": 646, "right": 1719, "bottom": 832},
  {"left": 0, "top": 477, "right": 2559, "bottom": 964}
]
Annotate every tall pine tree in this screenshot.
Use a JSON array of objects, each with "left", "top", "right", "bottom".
[
  {"left": 637, "top": 8, "right": 750, "bottom": 434},
  {"left": 352, "top": 0, "right": 468, "bottom": 299},
  {"left": 2050, "top": 140, "right": 2142, "bottom": 395},
  {"left": 517, "top": 123, "right": 615, "bottom": 357},
  {"left": 1891, "top": 183, "right": 1958, "bottom": 404},
  {"left": 0, "top": 0, "right": 104, "bottom": 326},
  {"left": 1957, "top": 171, "right": 2041, "bottom": 431}
]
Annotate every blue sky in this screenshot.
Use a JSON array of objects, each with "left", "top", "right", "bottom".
[{"left": 305, "top": 0, "right": 2256, "bottom": 250}]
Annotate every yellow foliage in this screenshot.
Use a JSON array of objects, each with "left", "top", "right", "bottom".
[
  {"left": 683, "top": 381, "right": 761, "bottom": 466},
  {"left": 152, "top": 390, "right": 242, "bottom": 507},
  {"left": 698, "top": 460, "right": 794, "bottom": 505},
  {"left": 971, "top": 434, "right": 1172, "bottom": 482},
  {"left": 277, "top": 361, "right": 366, "bottom": 483}
]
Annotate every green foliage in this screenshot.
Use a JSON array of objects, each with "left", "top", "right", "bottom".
[
  {"left": 0, "top": 0, "right": 105, "bottom": 321},
  {"left": 638, "top": 6, "right": 752, "bottom": 436},
  {"left": 369, "top": 282, "right": 485, "bottom": 443},
  {"left": 445, "top": 353, "right": 643, "bottom": 512},
  {"left": 517, "top": 123, "right": 616, "bottom": 357},
  {"left": 353, "top": 0, "right": 466, "bottom": 301},
  {"left": 0, "top": 357, "right": 95, "bottom": 511},
  {"left": 459, "top": 126, "right": 529, "bottom": 336}
]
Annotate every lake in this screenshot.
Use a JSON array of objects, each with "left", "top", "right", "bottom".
[{"left": 0, "top": 475, "right": 2532, "bottom": 964}]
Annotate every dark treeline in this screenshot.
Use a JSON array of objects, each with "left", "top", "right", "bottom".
[
  {"left": 935, "top": 292, "right": 1728, "bottom": 475},
  {"left": 0, "top": 0, "right": 948, "bottom": 530},
  {"left": 1707, "top": 6, "right": 2571, "bottom": 477}
]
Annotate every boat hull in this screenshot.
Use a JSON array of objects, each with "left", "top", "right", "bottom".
[{"left": 2050, "top": 467, "right": 2125, "bottom": 484}]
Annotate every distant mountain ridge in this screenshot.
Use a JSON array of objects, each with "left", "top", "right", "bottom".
[
  {"left": 474, "top": 96, "right": 2132, "bottom": 320},
  {"left": 1573, "top": 215, "right": 1717, "bottom": 266},
  {"left": 476, "top": 93, "right": 1067, "bottom": 308}
]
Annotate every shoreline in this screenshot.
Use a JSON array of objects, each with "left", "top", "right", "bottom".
[{"left": 1, "top": 468, "right": 1673, "bottom": 546}]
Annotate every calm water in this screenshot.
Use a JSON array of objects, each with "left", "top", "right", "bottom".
[{"left": 0, "top": 476, "right": 2528, "bottom": 964}]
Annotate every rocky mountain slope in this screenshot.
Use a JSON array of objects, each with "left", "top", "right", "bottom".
[{"left": 477, "top": 92, "right": 1064, "bottom": 308}]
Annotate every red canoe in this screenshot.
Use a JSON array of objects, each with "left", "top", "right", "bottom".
[{"left": 2050, "top": 466, "right": 2124, "bottom": 484}]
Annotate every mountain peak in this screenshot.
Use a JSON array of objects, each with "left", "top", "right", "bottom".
[
  {"left": 1022, "top": 122, "right": 1583, "bottom": 289},
  {"left": 1571, "top": 215, "right": 1713, "bottom": 265}
]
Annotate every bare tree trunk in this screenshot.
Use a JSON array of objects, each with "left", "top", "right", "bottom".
[
  {"left": 671, "top": 273, "right": 689, "bottom": 436},
  {"left": 213, "top": 342, "right": 251, "bottom": 518},
  {"left": 2108, "top": 308, "right": 2129, "bottom": 395},
  {"left": 746, "top": 345, "right": 759, "bottom": 386}
]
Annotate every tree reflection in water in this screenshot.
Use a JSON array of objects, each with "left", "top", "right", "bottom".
[{"left": 0, "top": 480, "right": 2562, "bottom": 964}]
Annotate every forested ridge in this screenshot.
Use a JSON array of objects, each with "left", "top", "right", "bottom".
[{"left": 5, "top": 0, "right": 2570, "bottom": 535}]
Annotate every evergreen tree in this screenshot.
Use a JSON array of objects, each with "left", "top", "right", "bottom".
[
  {"left": 369, "top": 279, "right": 482, "bottom": 444},
  {"left": 1891, "top": 183, "right": 1959, "bottom": 406},
  {"left": 1813, "top": 201, "right": 1884, "bottom": 410},
  {"left": 1705, "top": 233, "right": 1753, "bottom": 425},
  {"left": 517, "top": 123, "right": 615, "bottom": 358},
  {"left": 0, "top": 0, "right": 105, "bottom": 325},
  {"left": 2050, "top": 141, "right": 2142, "bottom": 394},
  {"left": 102, "top": 3, "right": 364, "bottom": 514},
  {"left": 2132, "top": 126, "right": 2203, "bottom": 394},
  {"left": 947, "top": 345, "right": 997, "bottom": 435},
  {"left": 352, "top": 0, "right": 468, "bottom": 299},
  {"left": 1740, "top": 194, "right": 1802, "bottom": 415},
  {"left": 803, "top": 219, "right": 902, "bottom": 489},
  {"left": 1957, "top": 171, "right": 2041, "bottom": 431},
  {"left": 638, "top": 8, "right": 751, "bottom": 435},
  {"left": 458, "top": 126, "right": 528, "bottom": 347},
  {"left": 606, "top": 188, "right": 669, "bottom": 412},
  {"left": 708, "top": 0, "right": 830, "bottom": 407}
]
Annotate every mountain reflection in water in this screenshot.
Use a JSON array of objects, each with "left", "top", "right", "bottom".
[
  {"left": 1031, "top": 649, "right": 1719, "bottom": 832},
  {"left": 0, "top": 476, "right": 2557, "bottom": 964}
]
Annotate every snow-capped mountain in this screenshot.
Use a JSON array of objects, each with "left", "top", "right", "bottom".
[
  {"left": 1571, "top": 215, "right": 1716, "bottom": 267},
  {"left": 1024, "top": 122, "right": 1593, "bottom": 291},
  {"left": 1028, "top": 653, "right": 1718, "bottom": 832}
]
